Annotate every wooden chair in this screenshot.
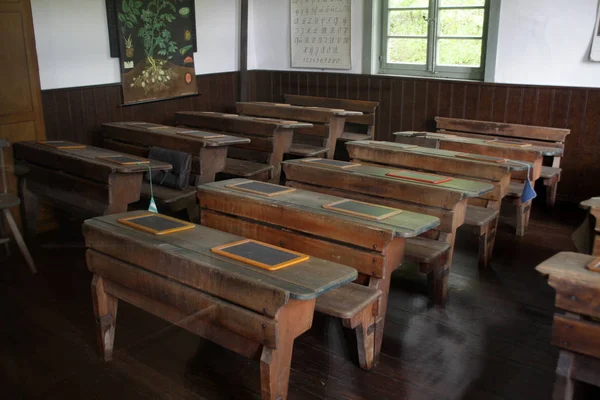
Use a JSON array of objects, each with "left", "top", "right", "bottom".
[
  {"left": 0, "top": 139, "right": 36, "bottom": 273},
  {"left": 435, "top": 117, "right": 569, "bottom": 208}
]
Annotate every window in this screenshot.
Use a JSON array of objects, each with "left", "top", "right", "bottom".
[{"left": 379, "top": 0, "right": 489, "bottom": 80}]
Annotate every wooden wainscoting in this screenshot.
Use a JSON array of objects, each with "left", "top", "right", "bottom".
[
  {"left": 249, "top": 70, "right": 600, "bottom": 203},
  {"left": 41, "top": 71, "right": 241, "bottom": 146}
]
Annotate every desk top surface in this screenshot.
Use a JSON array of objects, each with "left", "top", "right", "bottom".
[
  {"left": 103, "top": 122, "right": 251, "bottom": 147},
  {"left": 13, "top": 141, "right": 171, "bottom": 174},
  {"left": 237, "top": 102, "right": 363, "bottom": 117},
  {"left": 580, "top": 197, "right": 600, "bottom": 210},
  {"left": 84, "top": 211, "right": 357, "bottom": 301},
  {"left": 200, "top": 179, "right": 440, "bottom": 238},
  {"left": 536, "top": 252, "right": 600, "bottom": 287},
  {"left": 282, "top": 159, "right": 494, "bottom": 198},
  {"left": 347, "top": 140, "right": 529, "bottom": 172},
  {"left": 175, "top": 111, "right": 314, "bottom": 130},
  {"left": 394, "top": 131, "right": 562, "bottom": 156}
]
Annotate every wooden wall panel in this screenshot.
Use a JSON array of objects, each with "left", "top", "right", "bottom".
[
  {"left": 248, "top": 70, "right": 600, "bottom": 202},
  {"left": 41, "top": 72, "right": 240, "bottom": 147}
]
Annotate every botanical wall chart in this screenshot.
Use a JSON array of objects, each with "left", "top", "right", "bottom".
[{"left": 116, "top": 0, "right": 197, "bottom": 104}]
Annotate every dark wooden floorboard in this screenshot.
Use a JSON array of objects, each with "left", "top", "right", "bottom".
[{"left": 1, "top": 204, "right": 599, "bottom": 399}]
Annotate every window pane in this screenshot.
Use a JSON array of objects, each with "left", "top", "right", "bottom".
[
  {"left": 439, "top": 9, "right": 484, "bottom": 37},
  {"left": 388, "top": 38, "right": 427, "bottom": 64},
  {"left": 389, "top": 0, "right": 429, "bottom": 8},
  {"left": 389, "top": 10, "right": 429, "bottom": 36},
  {"left": 437, "top": 39, "right": 482, "bottom": 67},
  {"left": 440, "top": 0, "right": 485, "bottom": 6}
]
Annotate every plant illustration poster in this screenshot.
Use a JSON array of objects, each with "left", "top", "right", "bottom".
[{"left": 116, "top": 0, "right": 197, "bottom": 104}]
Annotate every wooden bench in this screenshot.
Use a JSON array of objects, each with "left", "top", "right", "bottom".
[
  {"left": 175, "top": 111, "right": 313, "bottom": 183},
  {"left": 101, "top": 122, "right": 250, "bottom": 220},
  {"left": 347, "top": 140, "right": 525, "bottom": 267},
  {"left": 536, "top": 252, "right": 600, "bottom": 400},
  {"left": 198, "top": 179, "right": 440, "bottom": 367},
  {"left": 395, "top": 131, "right": 544, "bottom": 236},
  {"left": 84, "top": 211, "right": 357, "bottom": 400},
  {"left": 283, "top": 95, "right": 378, "bottom": 160},
  {"left": 282, "top": 159, "right": 495, "bottom": 304},
  {"left": 236, "top": 102, "right": 362, "bottom": 160},
  {"left": 436, "top": 117, "right": 570, "bottom": 208},
  {"left": 12, "top": 141, "right": 171, "bottom": 239}
]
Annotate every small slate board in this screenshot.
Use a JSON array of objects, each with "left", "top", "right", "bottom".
[
  {"left": 586, "top": 257, "right": 600, "bottom": 272},
  {"left": 226, "top": 181, "right": 296, "bottom": 197},
  {"left": 211, "top": 239, "right": 309, "bottom": 271},
  {"left": 386, "top": 170, "right": 453, "bottom": 184},
  {"left": 97, "top": 155, "right": 150, "bottom": 165},
  {"left": 37, "top": 140, "right": 86, "bottom": 150},
  {"left": 301, "top": 159, "right": 361, "bottom": 169},
  {"left": 366, "top": 142, "right": 418, "bottom": 150},
  {"left": 118, "top": 213, "right": 195, "bottom": 235},
  {"left": 323, "top": 199, "right": 402, "bottom": 220},
  {"left": 487, "top": 139, "right": 532, "bottom": 147},
  {"left": 176, "top": 130, "right": 225, "bottom": 139},
  {"left": 455, "top": 153, "right": 507, "bottom": 163}
]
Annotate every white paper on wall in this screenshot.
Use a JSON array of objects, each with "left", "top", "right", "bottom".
[
  {"left": 290, "top": 0, "right": 351, "bottom": 70},
  {"left": 590, "top": 1, "right": 600, "bottom": 61}
]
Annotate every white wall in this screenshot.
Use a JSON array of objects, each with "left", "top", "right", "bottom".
[
  {"left": 493, "top": 0, "right": 600, "bottom": 87},
  {"left": 32, "top": 0, "right": 240, "bottom": 90},
  {"left": 248, "top": 0, "right": 364, "bottom": 74},
  {"left": 249, "top": 0, "right": 600, "bottom": 88}
]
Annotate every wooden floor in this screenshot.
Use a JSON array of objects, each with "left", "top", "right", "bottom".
[{"left": 1, "top": 204, "right": 599, "bottom": 399}]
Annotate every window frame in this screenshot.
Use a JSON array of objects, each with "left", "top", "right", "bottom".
[{"left": 377, "top": 0, "right": 491, "bottom": 81}]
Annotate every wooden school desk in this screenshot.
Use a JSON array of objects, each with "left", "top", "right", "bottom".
[
  {"left": 174, "top": 111, "right": 313, "bottom": 182},
  {"left": 282, "top": 159, "right": 494, "bottom": 303},
  {"left": 12, "top": 141, "right": 171, "bottom": 238},
  {"left": 198, "top": 179, "right": 440, "bottom": 368},
  {"left": 84, "top": 211, "right": 357, "bottom": 400},
  {"left": 536, "top": 252, "right": 600, "bottom": 400},
  {"left": 102, "top": 122, "right": 250, "bottom": 184},
  {"left": 577, "top": 197, "right": 600, "bottom": 256},
  {"left": 346, "top": 140, "right": 530, "bottom": 267},
  {"left": 235, "top": 102, "right": 362, "bottom": 159}
]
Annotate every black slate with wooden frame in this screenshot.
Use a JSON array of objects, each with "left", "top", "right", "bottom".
[
  {"left": 117, "top": 213, "right": 195, "bottom": 235},
  {"left": 225, "top": 180, "right": 296, "bottom": 197},
  {"left": 322, "top": 199, "right": 402, "bottom": 221},
  {"left": 37, "top": 140, "right": 86, "bottom": 150},
  {"left": 211, "top": 239, "right": 310, "bottom": 271},
  {"left": 96, "top": 155, "right": 151, "bottom": 165},
  {"left": 300, "top": 158, "right": 361, "bottom": 169}
]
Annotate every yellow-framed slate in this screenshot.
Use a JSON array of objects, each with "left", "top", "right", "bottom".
[
  {"left": 117, "top": 213, "right": 195, "bottom": 235},
  {"left": 96, "top": 155, "right": 151, "bottom": 165},
  {"left": 486, "top": 139, "right": 532, "bottom": 147},
  {"left": 386, "top": 169, "right": 453, "bottom": 184},
  {"left": 176, "top": 130, "right": 226, "bottom": 139},
  {"left": 322, "top": 199, "right": 403, "bottom": 221},
  {"left": 455, "top": 153, "right": 507, "bottom": 163},
  {"left": 211, "top": 239, "right": 309, "bottom": 271},
  {"left": 37, "top": 140, "right": 86, "bottom": 150},
  {"left": 225, "top": 181, "right": 296, "bottom": 197},
  {"left": 300, "top": 158, "right": 361, "bottom": 170}
]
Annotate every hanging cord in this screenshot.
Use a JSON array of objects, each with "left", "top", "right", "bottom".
[
  {"left": 140, "top": 163, "right": 158, "bottom": 213},
  {"left": 510, "top": 160, "right": 537, "bottom": 202}
]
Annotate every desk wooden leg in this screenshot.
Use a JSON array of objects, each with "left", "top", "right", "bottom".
[
  {"left": 478, "top": 217, "right": 497, "bottom": 269},
  {"left": 19, "top": 178, "right": 39, "bottom": 241},
  {"left": 0, "top": 213, "right": 9, "bottom": 255},
  {"left": 342, "top": 303, "right": 377, "bottom": 370},
  {"left": 553, "top": 350, "right": 575, "bottom": 400},
  {"left": 545, "top": 178, "right": 559, "bottom": 208},
  {"left": 4, "top": 210, "right": 37, "bottom": 274},
  {"left": 516, "top": 200, "right": 532, "bottom": 236},
  {"left": 91, "top": 275, "right": 119, "bottom": 362},
  {"left": 427, "top": 266, "right": 449, "bottom": 306},
  {"left": 260, "top": 298, "right": 315, "bottom": 400},
  {"left": 368, "top": 239, "right": 405, "bottom": 365},
  {"left": 199, "top": 147, "right": 228, "bottom": 184}
]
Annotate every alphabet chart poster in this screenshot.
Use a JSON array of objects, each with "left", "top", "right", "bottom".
[{"left": 290, "top": 0, "right": 351, "bottom": 70}]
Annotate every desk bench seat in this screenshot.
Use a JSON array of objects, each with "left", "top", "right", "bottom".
[
  {"left": 541, "top": 166, "right": 561, "bottom": 179},
  {"left": 287, "top": 143, "right": 329, "bottom": 158},
  {"left": 222, "top": 158, "right": 274, "bottom": 182},
  {"left": 139, "top": 184, "right": 197, "bottom": 221},
  {"left": 464, "top": 205, "right": 499, "bottom": 268},
  {"left": 339, "top": 132, "right": 371, "bottom": 142},
  {"left": 315, "top": 283, "right": 381, "bottom": 369},
  {"left": 405, "top": 237, "right": 451, "bottom": 304}
]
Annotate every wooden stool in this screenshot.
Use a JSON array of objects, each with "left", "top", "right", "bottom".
[{"left": 0, "top": 139, "right": 36, "bottom": 273}]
